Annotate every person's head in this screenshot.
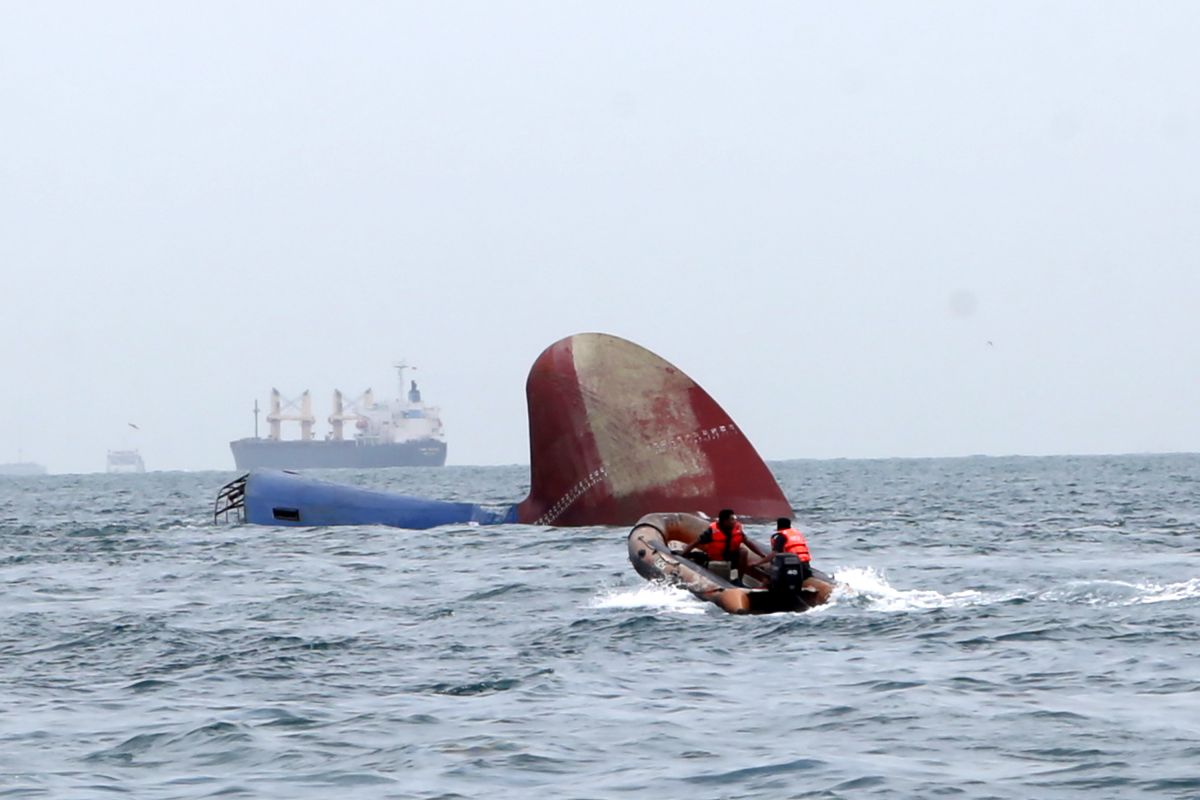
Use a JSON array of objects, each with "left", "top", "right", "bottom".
[
  {"left": 717, "top": 508, "right": 736, "bottom": 531},
  {"left": 776, "top": 518, "right": 791, "bottom": 530}
]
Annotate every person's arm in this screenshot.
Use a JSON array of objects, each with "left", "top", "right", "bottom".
[
  {"left": 744, "top": 532, "right": 782, "bottom": 568},
  {"left": 745, "top": 536, "right": 768, "bottom": 559},
  {"left": 746, "top": 533, "right": 781, "bottom": 567},
  {"left": 678, "top": 530, "right": 711, "bottom": 555}
]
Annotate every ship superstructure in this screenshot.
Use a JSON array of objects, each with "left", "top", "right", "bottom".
[{"left": 229, "top": 363, "right": 448, "bottom": 470}]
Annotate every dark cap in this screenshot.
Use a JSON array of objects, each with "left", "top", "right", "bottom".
[
  {"left": 776, "top": 518, "right": 791, "bottom": 529},
  {"left": 717, "top": 509, "right": 735, "bottom": 522}
]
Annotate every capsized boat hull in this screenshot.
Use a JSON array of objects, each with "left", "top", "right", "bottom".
[
  {"left": 219, "top": 332, "right": 794, "bottom": 529},
  {"left": 627, "top": 512, "right": 834, "bottom": 614},
  {"left": 214, "top": 469, "right": 512, "bottom": 528}
]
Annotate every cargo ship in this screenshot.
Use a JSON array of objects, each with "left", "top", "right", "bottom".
[{"left": 229, "top": 364, "right": 447, "bottom": 470}]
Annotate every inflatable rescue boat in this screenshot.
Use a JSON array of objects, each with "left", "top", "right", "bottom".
[{"left": 628, "top": 513, "right": 834, "bottom": 614}]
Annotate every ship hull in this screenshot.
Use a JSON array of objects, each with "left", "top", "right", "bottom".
[{"left": 230, "top": 438, "right": 447, "bottom": 470}]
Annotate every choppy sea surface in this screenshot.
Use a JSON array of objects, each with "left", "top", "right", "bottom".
[{"left": 3, "top": 455, "right": 1200, "bottom": 799}]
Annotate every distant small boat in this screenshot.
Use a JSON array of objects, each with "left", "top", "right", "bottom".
[
  {"left": 627, "top": 512, "right": 834, "bottom": 614},
  {"left": 106, "top": 449, "right": 145, "bottom": 474}
]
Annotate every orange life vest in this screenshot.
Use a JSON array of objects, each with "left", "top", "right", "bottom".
[
  {"left": 701, "top": 520, "right": 744, "bottom": 561},
  {"left": 776, "top": 528, "right": 811, "bottom": 562}
]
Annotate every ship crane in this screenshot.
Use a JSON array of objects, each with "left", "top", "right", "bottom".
[
  {"left": 229, "top": 364, "right": 447, "bottom": 470},
  {"left": 328, "top": 389, "right": 376, "bottom": 441},
  {"left": 267, "top": 389, "right": 316, "bottom": 441}
]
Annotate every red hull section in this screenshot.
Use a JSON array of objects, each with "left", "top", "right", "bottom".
[{"left": 515, "top": 333, "right": 792, "bottom": 525}]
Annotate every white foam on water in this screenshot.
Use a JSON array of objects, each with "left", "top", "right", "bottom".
[
  {"left": 593, "top": 568, "right": 1015, "bottom": 617},
  {"left": 1039, "top": 577, "right": 1200, "bottom": 606},
  {"left": 590, "top": 581, "right": 707, "bottom": 615},
  {"left": 1128, "top": 577, "right": 1200, "bottom": 605},
  {"left": 1038, "top": 581, "right": 1133, "bottom": 606},
  {"left": 830, "top": 565, "right": 988, "bottom": 612}
]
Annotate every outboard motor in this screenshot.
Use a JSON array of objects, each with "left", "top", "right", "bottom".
[{"left": 770, "top": 554, "right": 810, "bottom": 599}]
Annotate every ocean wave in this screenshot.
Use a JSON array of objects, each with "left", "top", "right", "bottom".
[{"left": 8, "top": 457, "right": 1200, "bottom": 799}]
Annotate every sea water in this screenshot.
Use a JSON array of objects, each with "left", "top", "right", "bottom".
[{"left": 2, "top": 455, "right": 1199, "bottom": 798}]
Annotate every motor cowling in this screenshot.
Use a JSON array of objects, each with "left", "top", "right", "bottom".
[{"left": 771, "top": 554, "right": 807, "bottom": 595}]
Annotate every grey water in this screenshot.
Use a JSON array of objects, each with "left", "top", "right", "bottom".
[{"left": 3, "top": 455, "right": 1199, "bottom": 799}]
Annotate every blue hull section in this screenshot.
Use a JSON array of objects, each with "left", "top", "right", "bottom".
[{"left": 242, "top": 470, "right": 515, "bottom": 529}]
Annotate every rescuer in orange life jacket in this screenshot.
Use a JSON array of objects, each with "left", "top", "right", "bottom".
[
  {"left": 748, "top": 517, "right": 814, "bottom": 586},
  {"left": 677, "top": 509, "right": 768, "bottom": 585}
]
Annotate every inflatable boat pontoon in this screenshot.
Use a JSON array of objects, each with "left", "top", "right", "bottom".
[{"left": 628, "top": 512, "right": 834, "bottom": 614}]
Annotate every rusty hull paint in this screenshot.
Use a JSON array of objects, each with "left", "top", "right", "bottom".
[{"left": 516, "top": 333, "right": 792, "bottom": 526}]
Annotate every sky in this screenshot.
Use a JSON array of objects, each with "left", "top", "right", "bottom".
[{"left": 2, "top": 2, "right": 1199, "bottom": 473}]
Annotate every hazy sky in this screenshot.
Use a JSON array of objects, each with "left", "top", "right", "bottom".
[{"left": 3, "top": 2, "right": 1199, "bottom": 473}]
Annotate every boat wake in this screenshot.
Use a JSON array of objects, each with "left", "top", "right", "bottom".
[
  {"left": 1039, "top": 577, "right": 1200, "bottom": 606},
  {"left": 593, "top": 571, "right": 1200, "bottom": 617},
  {"left": 590, "top": 582, "right": 707, "bottom": 615},
  {"left": 830, "top": 566, "right": 990, "bottom": 612},
  {"left": 595, "top": 569, "right": 996, "bottom": 616},
  {"left": 832, "top": 569, "right": 1200, "bottom": 612},
  {"left": 1131, "top": 576, "right": 1200, "bottom": 604}
]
